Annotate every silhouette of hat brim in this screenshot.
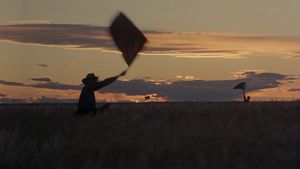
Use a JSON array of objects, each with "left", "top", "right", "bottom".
[{"left": 82, "top": 74, "right": 98, "bottom": 85}]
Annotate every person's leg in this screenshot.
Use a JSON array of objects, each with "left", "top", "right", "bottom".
[
  {"left": 74, "top": 108, "right": 89, "bottom": 115},
  {"left": 95, "top": 103, "right": 110, "bottom": 114}
]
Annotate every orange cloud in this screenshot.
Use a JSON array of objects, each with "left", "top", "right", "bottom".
[{"left": 249, "top": 87, "right": 300, "bottom": 101}]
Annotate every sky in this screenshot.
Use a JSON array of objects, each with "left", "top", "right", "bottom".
[{"left": 0, "top": 0, "right": 300, "bottom": 103}]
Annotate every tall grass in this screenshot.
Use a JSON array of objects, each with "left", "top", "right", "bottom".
[{"left": 0, "top": 102, "right": 299, "bottom": 169}]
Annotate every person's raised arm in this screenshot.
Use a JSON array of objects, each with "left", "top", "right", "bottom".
[{"left": 94, "top": 70, "right": 127, "bottom": 90}]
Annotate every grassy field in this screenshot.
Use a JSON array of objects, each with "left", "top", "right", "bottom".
[{"left": 0, "top": 102, "right": 299, "bottom": 169}]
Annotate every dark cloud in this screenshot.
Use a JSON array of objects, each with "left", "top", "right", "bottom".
[
  {"left": 1, "top": 23, "right": 299, "bottom": 59},
  {"left": 31, "top": 82, "right": 81, "bottom": 90},
  {"left": 0, "top": 71, "right": 293, "bottom": 101},
  {"left": 0, "top": 96, "right": 77, "bottom": 104},
  {"left": 0, "top": 80, "right": 25, "bottom": 86},
  {"left": 243, "top": 71, "right": 286, "bottom": 79},
  {"left": 0, "top": 93, "right": 7, "bottom": 97},
  {"left": 239, "top": 71, "right": 290, "bottom": 91},
  {"left": 103, "top": 71, "right": 289, "bottom": 101},
  {"left": 103, "top": 79, "right": 235, "bottom": 101},
  {"left": 30, "top": 77, "right": 52, "bottom": 82},
  {"left": 36, "top": 64, "right": 49, "bottom": 68},
  {"left": 0, "top": 24, "right": 113, "bottom": 48},
  {"left": 0, "top": 80, "right": 81, "bottom": 90}
]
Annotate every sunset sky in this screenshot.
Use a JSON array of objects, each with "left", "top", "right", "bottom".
[{"left": 0, "top": 0, "right": 300, "bottom": 103}]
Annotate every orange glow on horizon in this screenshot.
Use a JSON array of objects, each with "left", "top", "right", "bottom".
[
  {"left": 248, "top": 87, "right": 300, "bottom": 101},
  {"left": 0, "top": 84, "right": 167, "bottom": 103}
]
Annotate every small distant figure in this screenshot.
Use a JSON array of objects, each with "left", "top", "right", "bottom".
[
  {"left": 244, "top": 95, "right": 251, "bottom": 103},
  {"left": 74, "top": 70, "right": 126, "bottom": 115},
  {"left": 145, "top": 95, "right": 151, "bottom": 100},
  {"left": 145, "top": 94, "right": 159, "bottom": 101},
  {"left": 234, "top": 82, "right": 251, "bottom": 103}
]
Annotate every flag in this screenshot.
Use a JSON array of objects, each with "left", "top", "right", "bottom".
[
  {"left": 109, "top": 12, "right": 147, "bottom": 66},
  {"left": 233, "top": 82, "right": 246, "bottom": 90}
]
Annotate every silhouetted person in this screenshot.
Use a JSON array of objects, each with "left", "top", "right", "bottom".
[
  {"left": 234, "top": 82, "right": 251, "bottom": 103},
  {"left": 75, "top": 70, "right": 126, "bottom": 115},
  {"left": 243, "top": 91, "right": 251, "bottom": 103}
]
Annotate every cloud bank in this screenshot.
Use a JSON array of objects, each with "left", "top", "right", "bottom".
[
  {"left": 0, "top": 71, "right": 294, "bottom": 103},
  {"left": 0, "top": 23, "right": 300, "bottom": 59},
  {"left": 0, "top": 93, "right": 6, "bottom": 97},
  {"left": 36, "top": 64, "right": 49, "bottom": 68},
  {"left": 30, "top": 77, "right": 52, "bottom": 83}
]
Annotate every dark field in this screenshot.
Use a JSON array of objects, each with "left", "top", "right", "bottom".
[{"left": 0, "top": 102, "right": 299, "bottom": 169}]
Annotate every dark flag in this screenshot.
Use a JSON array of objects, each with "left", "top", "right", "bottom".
[
  {"left": 233, "top": 82, "right": 246, "bottom": 91},
  {"left": 109, "top": 12, "right": 147, "bottom": 66}
]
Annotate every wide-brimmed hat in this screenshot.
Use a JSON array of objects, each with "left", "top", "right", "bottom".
[{"left": 82, "top": 73, "right": 98, "bottom": 85}]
